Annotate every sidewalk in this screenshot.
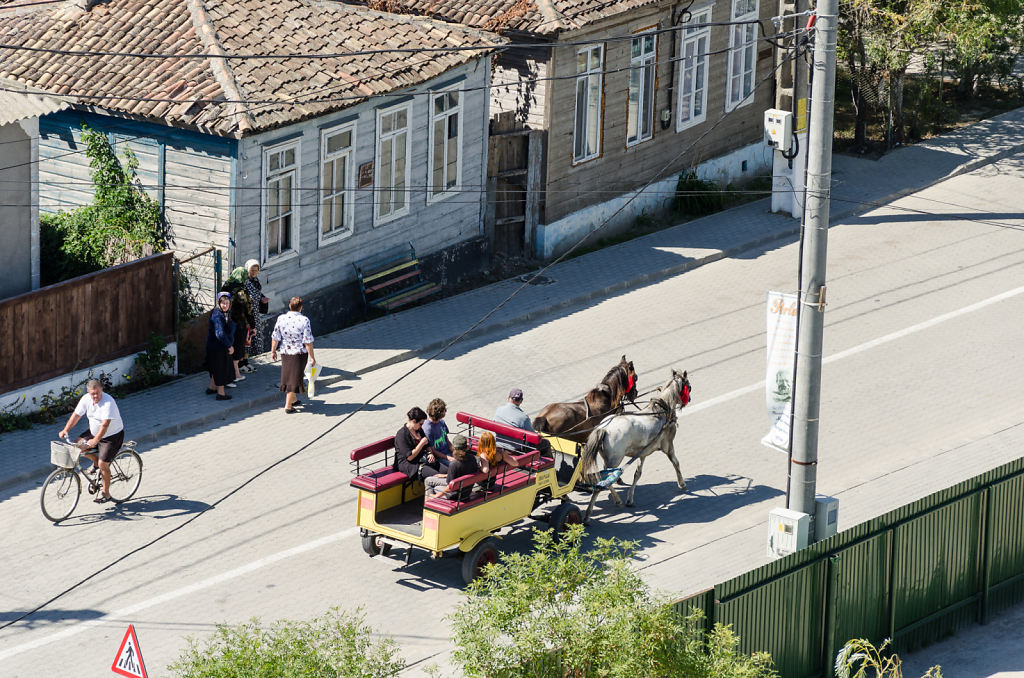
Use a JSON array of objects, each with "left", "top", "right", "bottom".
[{"left": 3, "top": 107, "right": 1023, "bottom": 495}]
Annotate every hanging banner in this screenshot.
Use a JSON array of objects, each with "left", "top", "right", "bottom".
[
  {"left": 761, "top": 400, "right": 791, "bottom": 454},
  {"left": 766, "top": 291, "right": 798, "bottom": 415}
]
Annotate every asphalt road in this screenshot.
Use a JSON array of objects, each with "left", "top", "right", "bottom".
[{"left": 2, "top": 154, "right": 1023, "bottom": 677}]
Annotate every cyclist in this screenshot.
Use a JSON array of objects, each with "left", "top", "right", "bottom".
[{"left": 58, "top": 378, "right": 124, "bottom": 504}]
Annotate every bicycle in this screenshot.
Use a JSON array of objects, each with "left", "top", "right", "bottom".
[{"left": 40, "top": 439, "right": 144, "bottom": 522}]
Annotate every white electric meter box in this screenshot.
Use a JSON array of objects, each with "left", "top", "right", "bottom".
[
  {"left": 815, "top": 495, "right": 839, "bottom": 541},
  {"left": 767, "top": 507, "right": 810, "bottom": 559},
  {"left": 764, "top": 109, "right": 793, "bottom": 151}
]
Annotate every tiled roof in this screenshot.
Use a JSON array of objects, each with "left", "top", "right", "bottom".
[
  {"left": 358, "top": 0, "right": 662, "bottom": 36},
  {"left": 0, "top": 0, "right": 501, "bottom": 137}
]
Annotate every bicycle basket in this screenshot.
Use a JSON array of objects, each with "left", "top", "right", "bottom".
[{"left": 50, "top": 441, "right": 81, "bottom": 469}]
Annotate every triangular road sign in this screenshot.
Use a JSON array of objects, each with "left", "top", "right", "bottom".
[{"left": 111, "top": 624, "right": 148, "bottom": 678}]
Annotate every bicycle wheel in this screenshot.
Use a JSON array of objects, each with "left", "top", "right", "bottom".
[
  {"left": 40, "top": 468, "right": 81, "bottom": 522},
  {"left": 107, "top": 449, "right": 143, "bottom": 503}
]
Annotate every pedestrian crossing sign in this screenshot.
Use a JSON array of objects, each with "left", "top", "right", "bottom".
[{"left": 111, "top": 624, "right": 147, "bottom": 678}]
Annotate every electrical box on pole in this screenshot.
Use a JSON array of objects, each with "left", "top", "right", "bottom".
[
  {"left": 764, "top": 109, "right": 793, "bottom": 151},
  {"left": 767, "top": 507, "right": 810, "bottom": 558},
  {"left": 814, "top": 495, "right": 839, "bottom": 541}
]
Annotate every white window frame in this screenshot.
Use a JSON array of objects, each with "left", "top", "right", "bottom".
[
  {"left": 572, "top": 44, "right": 604, "bottom": 164},
  {"left": 726, "top": 0, "right": 759, "bottom": 111},
  {"left": 626, "top": 29, "right": 657, "bottom": 147},
  {"left": 374, "top": 102, "right": 413, "bottom": 225},
  {"left": 261, "top": 139, "right": 300, "bottom": 263},
  {"left": 676, "top": 8, "right": 712, "bottom": 132},
  {"left": 318, "top": 122, "right": 356, "bottom": 246},
  {"left": 427, "top": 88, "right": 464, "bottom": 204}
]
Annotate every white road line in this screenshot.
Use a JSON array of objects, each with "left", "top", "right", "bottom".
[
  {"left": 683, "top": 284, "right": 1024, "bottom": 415},
  {"left": 0, "top": 527, "right": 359, "bottom": 662},
  {"left": 5, "top": 285, "right": 1024, "bottom": 663}
]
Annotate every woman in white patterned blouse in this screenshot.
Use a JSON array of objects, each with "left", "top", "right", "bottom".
[{"left": 270, "top": 296, "right": 316, "bottom": 413}]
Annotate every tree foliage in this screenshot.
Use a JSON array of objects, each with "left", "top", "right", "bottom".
[
  {"left": 448, "top": 525, "right": 778, "bottom": 678},
  {"left": 167, "top": 607, "right": 405, "bottom": 678},
  {"left": 40, "top": 126, "right": 164, "bottom": 285}
]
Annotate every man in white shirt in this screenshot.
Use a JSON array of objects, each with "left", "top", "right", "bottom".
[{"left": 59, "top": 379, "right": 125, "bottom": 504}]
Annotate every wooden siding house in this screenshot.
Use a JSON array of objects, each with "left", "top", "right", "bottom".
[
  {"left": 0, "top": 0, "right": 499, "bottom": 330},
  {"left": 353, "top": 0, "right": 778, "bottom": 258}
]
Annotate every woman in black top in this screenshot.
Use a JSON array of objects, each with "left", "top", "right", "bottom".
[{"left": 395, "top": 407, "right": 444, "bottom": 480}]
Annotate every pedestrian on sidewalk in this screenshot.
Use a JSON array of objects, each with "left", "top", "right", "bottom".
[
  {"left": 243, "top": 259, "right": 270, "bottom": 365},
  {"left": 58, "top": 378, "right": 124, "bottom": 504},
  {"left": 205, "top": 292, "right": 236, "bottom": 400},
  {"left": 270, "top": 296, "right": 316, "bottom": 414},
  {"left": 221, "top": 266, "right": 254, "bottom": 385}
]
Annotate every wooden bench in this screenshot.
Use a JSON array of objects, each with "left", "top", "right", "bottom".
[
  {"left": 350, "top": 436, "right": 414, "bottom": 496},
  {"left": 423, "top": 453, "right": 540, "bottom": 516},
  {"left": 353, "top": 242, "right": 441, "bottom": 313}
]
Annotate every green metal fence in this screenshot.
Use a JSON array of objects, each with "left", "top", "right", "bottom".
[{"left": 673, "top": 456, "right": 1024, "bottom": 678}]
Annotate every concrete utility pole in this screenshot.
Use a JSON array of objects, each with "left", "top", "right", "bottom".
[
  {"left": 772, "top": 0, "right": 810, "bottom": 218},
  {"left": 788, "top": 0, "right": 838, "bottom": 525}
]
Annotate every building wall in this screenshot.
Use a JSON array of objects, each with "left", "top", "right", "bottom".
[
  {"left": 234, "top": 58, "right": 491, "bottom": 318},
  {"left": 542, "top": 0, "right": 776, "bottom": 225},
  {"left": 37, "top": 110, "right": 235, "bottom": 297},
  {"left": 491, "top": 46, "right": 550, "bottom": 130},
  {"left": 0, "top": 120, "right": 34, "bottom": 299}
]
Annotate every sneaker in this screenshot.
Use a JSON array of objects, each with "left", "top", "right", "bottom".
[
  {"left": 234, "top": 375, "right": 246, "bottom": 382},
  {"left": 240, "top": 365, "right": 257, "bottom": 373},
  {"left": 225, "top": 382, "right": 237, "bottom": 388}
]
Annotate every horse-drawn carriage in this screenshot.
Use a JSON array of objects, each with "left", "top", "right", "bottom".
[
  {"left": 349, "top": 360, "right": 692, "bottom": 583},
  {"left": 350, "top": 412, "right": 586, "bottom": 583}
]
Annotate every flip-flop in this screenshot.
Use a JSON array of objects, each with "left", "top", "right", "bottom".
[{"left": 94, "top": 495, "right": 111, "bottom": 504}]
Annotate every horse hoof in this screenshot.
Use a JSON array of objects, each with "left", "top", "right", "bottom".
[
  {"left": 679, "top": 483, "right": 688, "bottom": 493},
  {"left": 625, "top": 501, "right": 634, "bottom": 507}
]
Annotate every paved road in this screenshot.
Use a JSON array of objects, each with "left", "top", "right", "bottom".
[{"left": 2, "top": 115, "right": 1024, "bottom": 676}]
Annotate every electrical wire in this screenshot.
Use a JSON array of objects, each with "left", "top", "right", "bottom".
[{"left": 0, "top": 42, "right": 809, "bottom": 634}]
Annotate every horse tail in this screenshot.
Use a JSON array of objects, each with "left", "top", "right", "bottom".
[
  {"left": 532, "top": 416, "right": 549, "bottom": 433},
  {"left": 581, "top": 428, "right": 607, "bottom": 479}
]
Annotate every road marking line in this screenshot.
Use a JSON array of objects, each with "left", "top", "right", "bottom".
[
  {"left": 682, "top": 284, "right": 1024, "bottom": 415},
  {"left": 0, "top": 527, "right": 359, "bottom": 662},
  {"left": 6, "top": 285, "right": 1024, "bottom": 663}
]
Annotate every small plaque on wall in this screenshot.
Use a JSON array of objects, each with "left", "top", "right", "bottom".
[{"left": 358, "top": 161, "right": 374, "bottom": 188}]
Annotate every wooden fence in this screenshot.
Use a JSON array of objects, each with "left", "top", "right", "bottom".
[{"left": 0, "top": 252, "right": 175, "bottom": 393}]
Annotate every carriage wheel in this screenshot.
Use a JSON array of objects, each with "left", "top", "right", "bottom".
[
  {"left": 549, "top": 502, "right": 582, "bottom": 538},
  {"left": 361, "top": 533, "right": 392, "bottom": 557},
  {"left": 461, "top": 538, "right": 499, "bottom": 584}
]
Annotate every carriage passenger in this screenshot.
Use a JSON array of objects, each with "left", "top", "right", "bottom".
[
  {"left": 422, "top": 398, "right": 453, "bottom": 469},
  {"left": 475, "top": 432, "right": 520, "bottom": 492},
  {"left": 395, "top": 407, "right": 444, "bottom": 481},
  {"left": 425, "top": 435, "right": 480, "bottom": 500}
]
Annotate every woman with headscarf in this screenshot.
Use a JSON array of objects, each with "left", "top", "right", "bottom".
[
  {"left": 221, "top": 265, "right": 254, "bottom": 384},
  {"left": 205, "top": 292, "right": 236, "bottom": 400},
  {"left": 241, "top": 259, "right": 269, "bottom": 369}
]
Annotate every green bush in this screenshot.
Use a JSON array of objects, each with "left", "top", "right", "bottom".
[
  {"left": 675, "top": 169, "right": 727, "bottom": 218},
  {"left": 40, "top": 126, "right": 164, "bottom": 286},
  {"left": 129, "top": 333, "right": 175, "bottom": 389},
  {"left": 168, "top": 607, "right": 405, "bottom": 678},
  {"left": 448, "top": 526, "right": 778, "bottom": 678}
]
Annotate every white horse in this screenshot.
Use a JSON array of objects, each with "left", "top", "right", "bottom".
[{"left": 580, "top": 369, "right": 691, "bottom": 509}]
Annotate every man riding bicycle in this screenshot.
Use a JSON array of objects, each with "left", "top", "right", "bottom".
[{"left": 58, "top": 379, "right": 125, "bottom": 504}]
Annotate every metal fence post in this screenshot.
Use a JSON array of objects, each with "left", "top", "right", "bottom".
[
  {"left": 214, "top": 248, "right": 223, "bottom": 291},
  {"left": 172, "top": 258, "right": 181, "bottom": 375},
  {"left": 980, "top": 488, "right": 994, "bottom": 624}
]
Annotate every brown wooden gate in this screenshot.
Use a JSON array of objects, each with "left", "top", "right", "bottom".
[{"left": 486, "top": 112, "right": 543, "bottom": 257}]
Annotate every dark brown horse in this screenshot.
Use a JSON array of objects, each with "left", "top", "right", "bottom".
[{"left": 532, "top": 355, "right": 638, "bottom": 444}]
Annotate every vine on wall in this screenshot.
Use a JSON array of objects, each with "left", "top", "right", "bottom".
[{"left": 40, "top": 126, "right": 165, "bottom": 285}]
